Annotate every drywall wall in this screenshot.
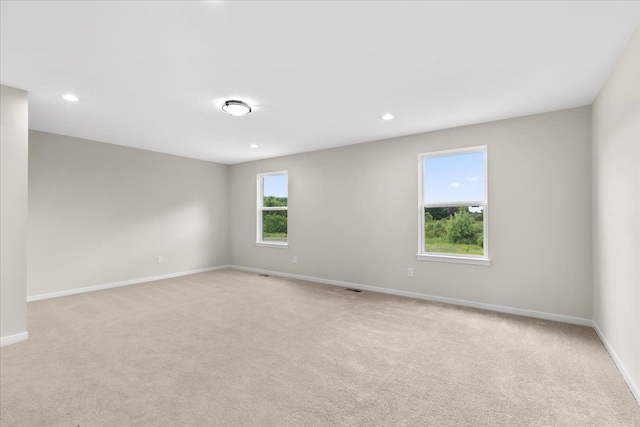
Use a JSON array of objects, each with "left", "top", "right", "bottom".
[
  {"left": 592, "top": 25, "right": 640, "bottom": 401},
  {"left": 0, "top": 85, "right": 29, "bottom": 344},
  {"left": 230, "top": 106, "right": 593, "bottom": 320},
  {"left": 27, "top": 131, "right": 229, "bottom": 298}
]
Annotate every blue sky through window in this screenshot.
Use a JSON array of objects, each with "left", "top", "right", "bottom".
[
  {"left": 424, "top": 152, "right": 484, "bottom": 203},
  {"left": 263, "top": 174, "right": 288, "bottom": 197}
]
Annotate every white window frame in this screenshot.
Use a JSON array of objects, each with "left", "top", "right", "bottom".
[
  {"left": 417, "top": 146, "right": 489, "bottom": 266},
  {"left": 256, "top": 170, "right": 289, "bottom": 248}
]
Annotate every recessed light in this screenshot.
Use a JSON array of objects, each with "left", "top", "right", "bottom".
[
  {"left": 222, "top": 100, "right": 252, "bottom": 116},
  {"left": 382, "top": 114, "right": 394, "bottom": 121},
  {"left": 249, "top": 144, "right": 259, "bottom": 149},
  {"left": 62, "top": 94, "right": 79, "bottom": 102}
]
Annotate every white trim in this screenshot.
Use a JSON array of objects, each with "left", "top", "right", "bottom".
[
  {"left": 416, "top": 253, "right": 490, "bottom": 266},
  {"left": 27, "top": 265, "right": 231, "bottom": 302},
  {"left": 423, "top": 201, "right": 485, "bottom": 208},
  {"left": 418, "top": 145, "right": 489, "bottom": 262},
  {"left": 0, "top": 331, "right": 28, "bottom": 347},
  {"left": 257, "top": 170, "right": 289, "bottom": 245},
  {"left": 255, "top": 242, "right": 289, "bottom": 249},
  {"left": 257, "top": 170, "right": 289, "bottom": 177},
  {"left": 229, "top": 265, "right": 591, "bottom": 326},
  {"left": 420, "top": 145, "right": 487, "bottom": 158},
  {"left": 593, "top": 321, "right": 640, "bottom": 405}
]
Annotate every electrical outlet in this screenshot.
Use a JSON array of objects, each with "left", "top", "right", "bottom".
[
  {"left": 157, "top": 256, "right": 163, "bottom": 264},
  {"left": 293, "top": 256, "right": 298, "bottom": 264},
  {"left": 407, "top": 268, "right": 413, "bottom": 278}
]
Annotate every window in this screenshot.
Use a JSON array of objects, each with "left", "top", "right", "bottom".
[
  {"left": 417, "top": 146, "right": 489, "bottom": 265},
  {"left": 257, "top": 171, "right": 288, "bottom": 248}
]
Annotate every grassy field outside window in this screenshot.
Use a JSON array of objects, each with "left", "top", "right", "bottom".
[{"left": 424, "top": 206, "right": 484, "bottom": 255}]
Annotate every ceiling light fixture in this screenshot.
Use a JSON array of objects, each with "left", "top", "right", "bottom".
[
  {"left": 222, "top": 100, "right": 252, "bottom": 116},
  {"left": 249, "top": 144, "right": 259, "bottom": 149},
  {"left": 62, "top": 94, "right": 79, "bottom": 102},
  {"left": 382, "top": 113, "right": 394, "bottom": 121}
]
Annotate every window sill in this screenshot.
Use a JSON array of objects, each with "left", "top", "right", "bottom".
[
  {"left": 415, "top": 253, "right": 490, "bottom": 266},
  {"left": 256, "top": 242, "right": 289, "bottom": 249}
]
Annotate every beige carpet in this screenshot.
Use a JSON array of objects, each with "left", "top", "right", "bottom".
[{"left": 1, "top": 269, "right": 639, "bottom": 426}]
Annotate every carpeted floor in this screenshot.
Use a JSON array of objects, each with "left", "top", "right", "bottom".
[{"left": 1, "top": 269, "right": 639, "bottom": 426}]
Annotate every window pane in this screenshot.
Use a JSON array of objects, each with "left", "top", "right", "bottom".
[
  {"left": 262, "top": 210, "right": 287, "bottom": 242},
  {"left": 424, "top": 206, "right": 484, "bottom": 255},
  {"left": 424, "top": 152, "right": 484, "bottom": 204},
  {"left": 263, "top": 174, "right": 288, "bottom": 207}
]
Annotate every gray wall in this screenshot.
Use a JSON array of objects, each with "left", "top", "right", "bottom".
[
  {"left": 230, "top": 107, "right": 593, "bottom": 320},
  {"left": 0, "top": 85, "right": 29, "bottom": 341},
  {"left": 28, "top": 131, "right": 229, "bottom": 297},
  {"left": 592, "top": 25, "right": 640, "bottom": 399}
]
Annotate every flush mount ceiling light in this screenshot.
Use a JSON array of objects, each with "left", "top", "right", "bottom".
[
  {"left": 62, "top": 94, "right": 79, "bottom": 102},
  {"left": 222, "top": 100, "right": 252, "bottom": 116},
  {"left": 382, "top": 113, "right": 394, "bottom": 121},
  {"left": 249, "top": 144, "right": 259, "bottom": 149}
]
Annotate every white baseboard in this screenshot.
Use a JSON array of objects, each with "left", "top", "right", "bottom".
[
  {"left": 20, "top": 264, "right": 638, "bottom": 407},
  {"left": 593, "top": 322, "right": 640, "bottom": 405},
  {"left": 229, "top": 265, "right": 593, "bottom": 326},
  {"left": 0, "top": 331, "right": 28, "bottom": 347},
  {"left": 27, "top": 265, "right": 231, "bottom": 302},
  {"left": 231, "top": 265, "right": 640, "bottom": 406}
]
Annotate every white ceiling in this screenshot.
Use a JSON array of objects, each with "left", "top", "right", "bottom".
[{"left": 1, "top": 1, "right": 639, "bottom": 164}]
